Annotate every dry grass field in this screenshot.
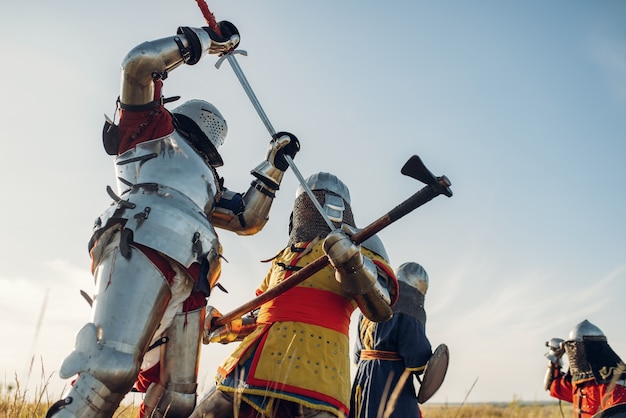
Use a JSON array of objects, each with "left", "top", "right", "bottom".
[
  {"left": 0, "top": 373, "right": 141, "bottom": 418},
  {"left": 2, "top": 387, "right": 567, "bottom": 418},
  {"left": 0, "top": 398, "right": 568, "bottom": 418},
  {"left": 420, "top": 402, "right": 566, "bottom": 418},
  {"left": 1, "top": 372, "right": 567, "bottom": 418}
]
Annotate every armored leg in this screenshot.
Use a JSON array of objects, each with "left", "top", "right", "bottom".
[
  {"left": 283, "top": 401, "right": 339, "bottom": 418},
  {"left": 48, "top": 243, "right": 172, "bottom": 418},
  {"left": 143, "top": 307, "right": 205, "bottom": 417},
  {"left": 189, "top": 388, "right": 236, "bottom": 418}
]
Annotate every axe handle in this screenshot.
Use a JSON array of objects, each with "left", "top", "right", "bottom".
[
  {"left": 355, "top": 184, "right": 442, "bottom": 244},
  {"left": 213, "top": 255, "right": 328, "bottom": 328},
  {"left": 212, "top": 181, "right": 448, "bottom": 329}
]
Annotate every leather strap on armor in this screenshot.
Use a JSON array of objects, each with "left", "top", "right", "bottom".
[
  {"left": 176, "top": 26, "right": 202, "bottom": 65},
  {"left": 359, "top": 350, "right": 402, "bottom": 361},
  {"left": 118, "top": 95, "right": 181, "bottom": 113}
]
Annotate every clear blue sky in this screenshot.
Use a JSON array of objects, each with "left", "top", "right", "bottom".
[{"left": 1, "top": 0, "right": 625, "bottom": 405}]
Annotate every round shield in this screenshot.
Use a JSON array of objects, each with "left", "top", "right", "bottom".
[
  {"left": 592, "top": 403, "right": 626, "bottom": 418},
  {"left": 417, "top": 343, "right": 450, "bottom": 403}
]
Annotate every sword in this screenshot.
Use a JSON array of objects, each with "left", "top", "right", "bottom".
[
  {"left": 193, "top": 0, "right": 335, "bottom": 229},
  {"left": 215, "top": 51, "right": 336, "bottom": 231}
]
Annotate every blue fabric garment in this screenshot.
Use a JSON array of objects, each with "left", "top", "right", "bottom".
[{"left": 349, "top": 311, "right": 432, "bottom": 418}]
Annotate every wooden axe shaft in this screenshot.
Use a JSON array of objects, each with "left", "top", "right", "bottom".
[{"left": 212, "top": 179, "right": 449, "bottom": 329}]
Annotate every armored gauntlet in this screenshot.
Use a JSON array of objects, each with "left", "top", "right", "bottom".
[
  {"left": 251, "top": 132, "right": 300, "bottom": 190},
  {"left": 323, "top": 230, "right": 393, "bottom": 322}
]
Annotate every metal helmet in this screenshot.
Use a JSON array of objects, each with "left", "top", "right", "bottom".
[
  {"left": 567, "top": 319, "right": 607, "bottom": 342},
  {"left": 396, "top": 262, "right": 429, "bottom": 295},
  {"left": 295, "top": 172, "right": 351, "bottom": 223},
  {"left": 172, "top": 99, "right": 227, "bottom": 167},
  {"left": 563, "top": 319, "right": 623, "bottom": 384},
  {"left": 360, "top": 234, "right": 390, "bottom": 263},
  {"left": 289, "top": 172, "right": 354, "bottom": 245}
]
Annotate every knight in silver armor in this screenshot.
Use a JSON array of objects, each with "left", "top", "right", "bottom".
[
  {"left": 544, "top": 320, "right": 626, "bottom": 417},
  {"left": 47, "top": 21, "right": 299, "bottom": 418},
  {"left": 189, "top": 172, "right": 397, "bottom": 418}
]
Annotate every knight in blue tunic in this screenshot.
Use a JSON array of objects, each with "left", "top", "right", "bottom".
[{"left": 350, "top": 262, "right": 433, "bottom": 418}]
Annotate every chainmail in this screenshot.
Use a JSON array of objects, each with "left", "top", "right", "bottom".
[
  {"left": 392, "top": 281, "right": 426, "bottom": 324},
  {"left": 564, "top": 341, "right": 594, "bottom": 383},
  {"left": 564, "top": 339, "right": 626, "bottom": 383},
  {"left": 288, "top": 190, "right": 355, "bottom": 246}
]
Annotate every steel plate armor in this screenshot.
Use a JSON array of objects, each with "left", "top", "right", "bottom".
[
  {"left": 49, "top": 19, "right": 297, "bottom": 418},
  {"left": 95, "top": 132, "right": 222, "bottom": 272},
  {"left": 55, "top": 242, "right": 173, "bottom": 418}
]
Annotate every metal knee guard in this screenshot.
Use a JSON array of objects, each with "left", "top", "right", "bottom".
[
  {"left": 143, "top": 307, "right": 204, "bottom": 417},
  {"left": 188, "top": 388, "right": 235, "bottom": 418},
  {"left": 49, "top": 245, "right": 172, "bottom": 418}
]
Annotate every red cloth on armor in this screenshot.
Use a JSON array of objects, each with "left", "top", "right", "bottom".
[
  {"left": 129, "top": 248, "right": 206, "bottom": 418},
  {"left": 134, "top": 292, "right": 206, "bottom": 418},
  {"left": 117, "top": 79, "right": 175, "bottom": 154},
  {"left": 257, "top": 287, "right": 353, "bottom": 335},
  {"left": 136, "top": 364, "right": 159, "bottom": 418},
  {"left": 184, "top": 290, "right": 208, "bottom": 311},
  {"left": 134, "top": 243, "right": 177, "bottom": 284},
  {"left": 135, "top": 363, "right": 160, "bottom": 393},
  {"left": 550, "top": 374, "right": 626, "bottom": 417},
  {"left": 372, "top": 259, "right": 399, "bottom": 305},
  {"left": 133, "top": 243, "right": 205, "bottom": 299}
]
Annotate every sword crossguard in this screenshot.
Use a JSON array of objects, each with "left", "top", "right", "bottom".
[{"left": 215, "top": 49, "right": 248, "bottom": 69}]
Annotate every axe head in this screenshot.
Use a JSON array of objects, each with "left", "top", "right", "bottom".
[
  {"left": 417, "top": 343, "right": 450, "bottom": 403},
  {"left": 401, "top": 155, "right": 453, "bottom": 197},
  {"left": 401, "top": 155, "right": 437, "bottom": 186}
]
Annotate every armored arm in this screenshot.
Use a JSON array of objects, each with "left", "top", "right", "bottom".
[
  {"left": 203, "top": 307, "right": 258, "bottom": 344},
  {"left": 211, "top": 132, "right": 300, "bottom": 235},
  {"left": 120, "top": 22, "right": 239, "bottom": 107},
  {"left": 323, "top": 229, "right": 396, "bottom": 322},
  {"left": 543, "top": 337, "right": 565, "bottom": 391}
]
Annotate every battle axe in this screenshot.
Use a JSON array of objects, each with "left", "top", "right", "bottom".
[{"left": 213, "top": 154, "right": 452, "bottom": 328}]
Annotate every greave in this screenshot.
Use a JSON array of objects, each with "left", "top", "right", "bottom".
[
  {"left": 49, "top": 243, "right": 172, "bottom": 417},
  {"left": 143, "top": 307, "right": 204, "bottom": 417},
  {"left": 188, "top": 388, "right": 236, "bottom": 418}
]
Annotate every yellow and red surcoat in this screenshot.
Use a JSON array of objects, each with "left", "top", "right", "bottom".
[{"left": 216, "top": 239, "right": 393, "bottom": 416}]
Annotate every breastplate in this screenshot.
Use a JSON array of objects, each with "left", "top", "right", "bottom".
[
  {"left": 94, "top": 132, "right": 221, "bottom": 268},
  {"left": 115, "top": 132, "right": 219, "bottom": 216}
]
